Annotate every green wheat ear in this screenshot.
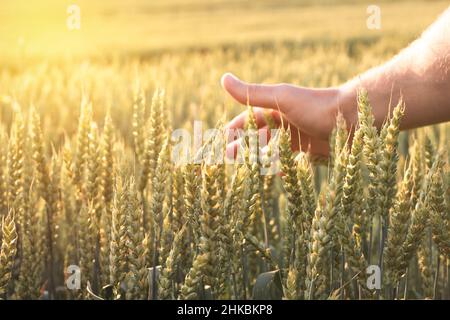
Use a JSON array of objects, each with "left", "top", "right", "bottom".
[
  {"left": 132, "top": 81, "right": 146, "bottom": 163},
  {"left": 384, "top": 157, "right": 413, "bottom": 287},
  {"left": 428, "top": 157, "right": 449, "bottom": 256},
  {"left": 159, "top": 225, "right": 187, "bottom": 300},
  {"left": 0, "top": 126, "right": 8, "bottom": 217},
  {"left": 0, "top": 210, "right": 18, "bottom": 298},
  {"left": 139, "top": 89, "right": 164, "bottom": 192}
]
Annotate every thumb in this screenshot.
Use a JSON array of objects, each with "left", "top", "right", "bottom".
[{"left": 221, "top": 73, "right": 285, "bottom": 111}]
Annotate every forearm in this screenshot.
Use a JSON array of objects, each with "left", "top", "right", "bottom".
[{"left": 338, "top": 7, "right": 450, "bottom": 131}]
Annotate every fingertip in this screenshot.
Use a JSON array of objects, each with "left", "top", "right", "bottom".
[
  {"left": 220, "top": 73, "right": 229, "bottom": 89},
  {"left": 225, "top": 140, "right": 237, "bottom": 160},
  {"left": 221, "top": 72, "right": 238, "bottom": 91}
]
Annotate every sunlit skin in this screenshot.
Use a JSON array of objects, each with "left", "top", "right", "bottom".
[{"left": 223, "top": 7, "right": 450, "bottom": 157}]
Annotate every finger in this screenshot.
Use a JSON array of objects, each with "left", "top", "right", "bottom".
[
  {"left": 282, "top": 127, "right": 326, "bottom": 155},
  {"left": 221, "top": 73, "right": 285, "bottom": 110},
  {"left": 225, "top": 107, "right": 269, "bottom": 130},
  {"left": 225, "top": 129, "right": 329, "bottom": 160},
  {"left": 226, "top": 125, "right": 273, "bottom": 145},
  {"left": 225, "top": 137, "right": 245, "bottom": 160},
  {"left": 225, "top": 125, "right": 272, "bottom": 160},
  {"left": 226, "top": 123, "right": 300, "bottom": 158},
  {"left": 298, "top": 134, "right": 330, "bottom": 157},
  {"left": 226, "top": 108, "right": 288, "bottom": 131},
  {"left": 289, "top": 128, "right": 316, "bottom": 153}
]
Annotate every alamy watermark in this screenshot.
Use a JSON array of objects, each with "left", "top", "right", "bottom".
[
  {"left": 366, "top": 265, "right": 381, "bottom": 290},
  {"left": 67, "top": 4, "right": 81, "bottom": 31},
  {"left": 367, "top": 5, "right": 381, "bottom": 30},
  {"left": 66, "top": 265, "right": 81, "bottom": 290},
  {"left": 171, "top": 121, "right": 281, "bottom": 175}
]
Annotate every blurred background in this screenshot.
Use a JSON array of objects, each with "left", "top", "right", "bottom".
[
  {"left": 0, "top": 0, "right": 448, "bottom": 141},
  {"left": 1, "top": 0, "right": 448, "bottom": 60}
]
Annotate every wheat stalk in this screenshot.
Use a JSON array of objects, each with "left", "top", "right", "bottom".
[{"left": 0, "top": 210, "right": 18, "bottom": 299}]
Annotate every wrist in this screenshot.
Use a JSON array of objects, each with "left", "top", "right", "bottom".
[
  {"left": 318, "top": 83, "right": 358, "bottom": 139},
  {"left": 335, "top": 81, "right": 359, "bottom": 132}
]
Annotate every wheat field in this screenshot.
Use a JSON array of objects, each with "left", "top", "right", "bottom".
[{"left": 0, "top": 0, "right": 449, "bottom": 300}]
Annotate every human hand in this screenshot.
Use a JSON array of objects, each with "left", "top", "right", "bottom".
[{"left": 221, "top": 72, "right": 347, "bottom": 158}]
